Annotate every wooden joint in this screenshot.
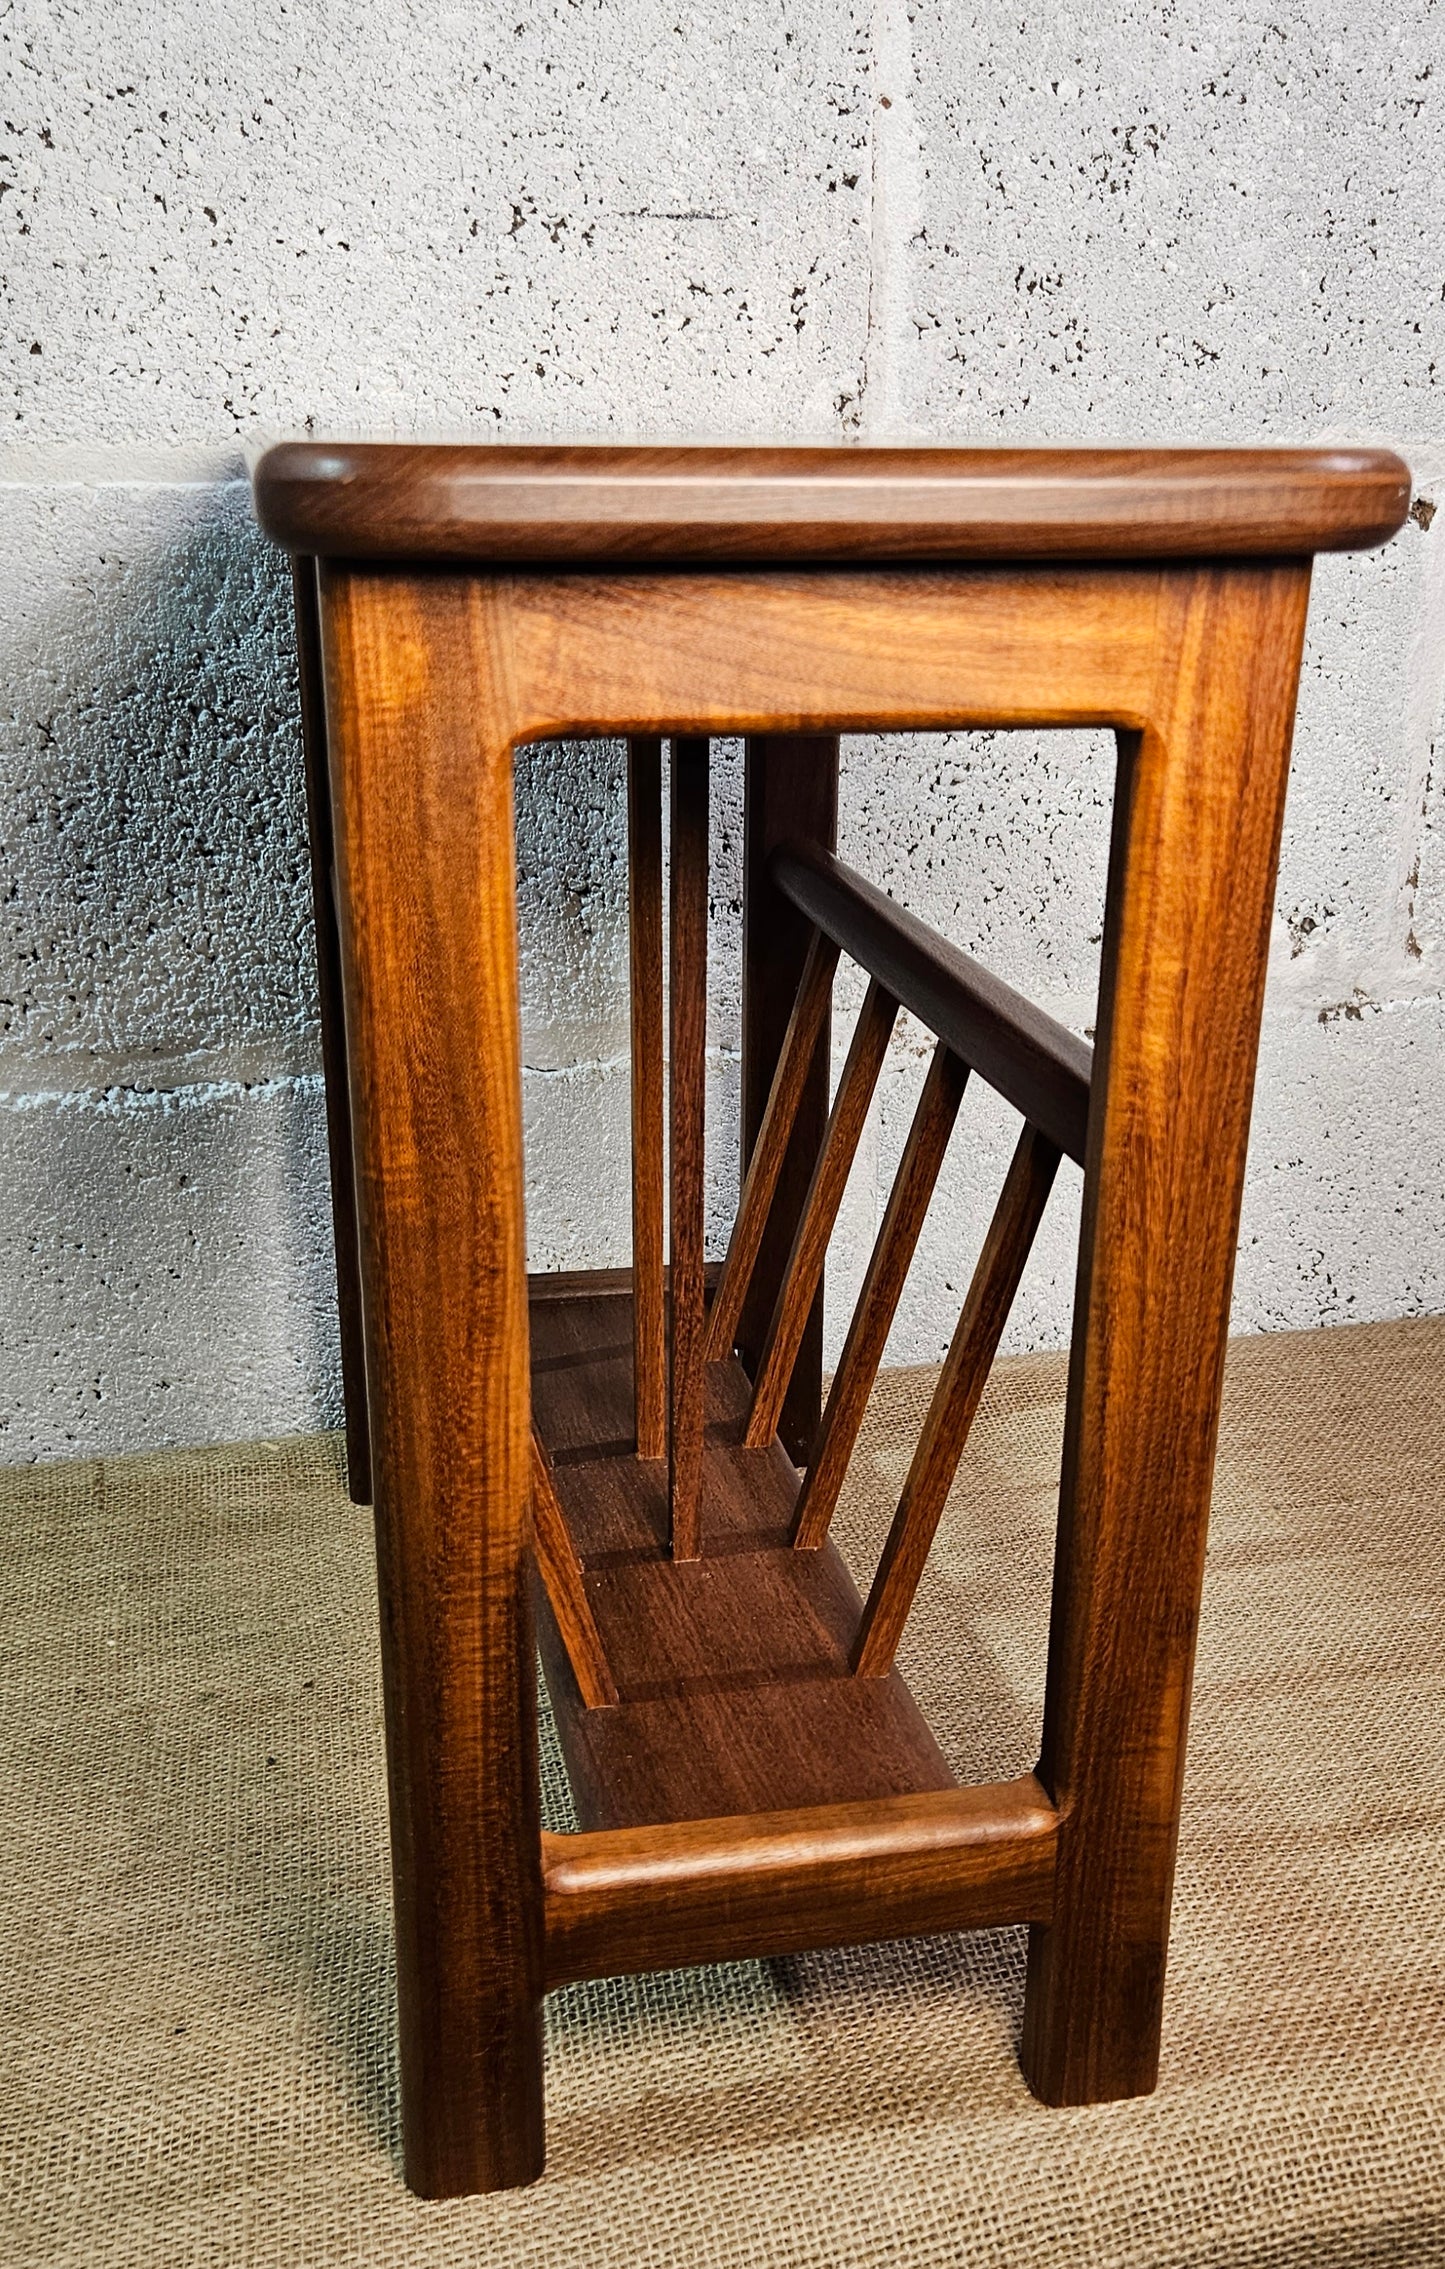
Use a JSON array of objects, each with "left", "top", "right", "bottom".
[
  {"left": 771, "top": 841, "right": 1092, "bottom": 1165},
  {"left": 541, "top": 1777, "right": 1058, "bottom": 1985}
]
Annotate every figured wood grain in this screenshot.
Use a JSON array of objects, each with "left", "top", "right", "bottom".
[
  {"left": 793, "top": 1043, "right": 969, "bottom": 1551},
  {"left": 627, "top": 735, "right": 666, "bottom": 1460},
  {"left": 265, "top": 475, "right": 1393, "bottom": 2194},
  {"left": 746, "top": 979, "right": 899, "bottom": 1451},
  {"left": 668, "top": 736, "right": 710, "bottom": 1559},
  {"left": 529, "top": 1428, "right": 618, "bottom": 1712},
  {"left": 1019, "top": 565, "right": 1316, "bottom": 2110},
  {"left": 318, "top": 566, "right": 543, "bottom": 2198},
  {"left": 707, "top": 926, "right": 840, "bottom": 1364},
  {"left": 853, "top": 1122, "right": 1061, "bottom": 1679},
  {"left": 530, "top": 1285, "right": 955, "bottom": 1830},
  {"left": 292, "top": 556, "right": 371, "bottom": 1506},
  {"left": 738, "top": 737, "right": 839, "bottom": 1461},
  {"left": 256, "top": 441, "right": 1410, "bottom": 563},
  {"left": 773, "top": 843, "right": 1093, "bottom": 1164},
  {"left": 541, "top": 1778, "right": 1058, "bottom": 1983}
]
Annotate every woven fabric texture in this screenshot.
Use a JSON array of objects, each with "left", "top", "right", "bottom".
[{"left": 5, "top": 1317, "right": 1445, "bottom": 2268}]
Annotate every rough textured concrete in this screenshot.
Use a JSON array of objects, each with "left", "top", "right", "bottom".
[{"left": 2, "top": 0, "right": 1442, "bottom": 1459}]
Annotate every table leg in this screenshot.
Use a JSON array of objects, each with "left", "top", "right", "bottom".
[
  {"left": 1021, "top": 563, "right": 1312, "bottom": 2104},
  {"left": 319, "top": 566, "right": 545, "bottom": 2196},
  {"left": 293, "top": 556, "right": 371, "bottom": 1504}
]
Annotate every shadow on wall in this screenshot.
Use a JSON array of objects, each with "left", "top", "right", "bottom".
[{"left": 0, "top": 478, "right": 652, "bottom": 1461}]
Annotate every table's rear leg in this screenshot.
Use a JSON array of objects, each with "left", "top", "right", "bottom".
[
  {"left": 293, "top": 556, "right": 371, "bottom": 1504},
  {"left": 1021, "top": 564, "right": 1312, "bottom": 2104},
  {"left": 319, "top": 565, "right": 544, "bottom": 2197}
]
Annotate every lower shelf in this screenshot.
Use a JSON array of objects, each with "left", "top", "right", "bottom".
[{"left": 530, "top": 1279, "right": 956, "bottom": 1832}]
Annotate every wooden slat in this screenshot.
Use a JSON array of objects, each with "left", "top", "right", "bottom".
[
  {"left": 738, "top": 736, "right": 840, "bottom": 1463},
  {"left": 530, "top": 1430, "right": 619, "bottom": 1711},
  {"left": 853, "top": 1121, "right": 1061, "bottom": 1677},
  {"left": 792, "top": 1043, "right": 969, "bottom": 1550},
  {"left": 707, "top": 927, "right": 840, "bottom": 1364},
  {"left": 669, "top": 736, "right": 710, "bottom": 1558},
  {"left": 772, "top": 842, "right": 1092, "bottom": 1164},
  {"left": 541, "top": 1777, "right": 1058, "bottom": 1984},
  {"left": 745, "top": 980, "right": 899, "bottom": 1451},
  {"left": 628, "top": 735, "right": 667, "bottom": 1460}
]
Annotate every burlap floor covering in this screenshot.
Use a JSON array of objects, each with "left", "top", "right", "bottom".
[{"left": 5, "top": 1316, "right": 1445, "bottom": 2268}]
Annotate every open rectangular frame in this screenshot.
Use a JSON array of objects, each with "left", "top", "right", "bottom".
[{"left": 264, "top": 440, "right": 1409, "bottom": 2198}]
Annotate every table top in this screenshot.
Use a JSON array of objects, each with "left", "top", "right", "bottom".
[{"left": 253, "top": 441, "right": 1410, "bottom": 565}]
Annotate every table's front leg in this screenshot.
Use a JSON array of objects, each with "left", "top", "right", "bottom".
[
  {"left": 319, "top": 566, "right": 544, "bottom": 2198},
  {"left": 1022, "top": 562, "right": 1312, "bottom": 2105}
]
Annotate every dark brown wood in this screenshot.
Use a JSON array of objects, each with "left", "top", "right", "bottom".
[
  {"left": 746, "top": 979, "right": 899, "bottom": 1452},
  {"left": 668, "top": 736, "right": 710, "bottom": 1559},
  {"left": 268, "top": 448, "right": 1392, "bottom": 2196},
  {"left": 541, "top": 1778, "right": 1058, "bottom": 1984},
  {"left": 628, "top": 735, "right": 666, "bottom": 1460},
  {"left": 853, "top": 1122, "right": 1061, "bottom": 1678},
  {"left": 530, "top": 1284, "right": 954, "bottom": 1830},
  {"left": 793, "top": 1043, "right": 969, "bottom": 1550},
  {"left": 707, "top": 926, "right": 839, "bottom": 1364},
  {"left": 530, "top": 1429, "right": 618, "bottom": 1712},
  {"left": 739, "top": 736, "right": 839, "bottom": 1463},
  {"left": 528, "top": 1261, "right": 724, "bottom": 1304},
  {"left": 1020, "top": 568, "right": 1315, "bottom": 2110},
  {"left": 773, "top": 842, "right": 1093, "bottom": 1165},
  {"left": 292, "top": 556, "right": 371, "bottom": 1505},
  {"left": 318, "top": 566, "right": 544, "bottom": 2199},
  {"left": 256, "top": 442, "right": 1411, "bottom": 563}
]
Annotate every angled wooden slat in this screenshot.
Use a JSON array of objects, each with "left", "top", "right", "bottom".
[
  {"left": 707, "top": 926, "right": 840, "bottom": 1365},
  {"left": 668, "top": 736, "right": 710, "bottom": 1558},
  {"left": 627, "top": 735, "right": 667, "bottom": 1460},
  {"left": 771, "top": 843, "right": 1092, "bottom": 1164},
  {"left": 852, "top": 1120, "right": 1061, "bottom": 1677},
  {"left": 744, "top": 979, "right": 900, "bottom": 1452},
  {"left": 792, "top": 1042, "right": 970, "bottom": 1550},
  {"left": 530, "top": 1430, "right": 619, "bottom": 1711}
]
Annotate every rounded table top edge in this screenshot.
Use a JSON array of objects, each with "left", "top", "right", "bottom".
[{"left": 253, "top": 440, "right": 1413, "bottom": 563}]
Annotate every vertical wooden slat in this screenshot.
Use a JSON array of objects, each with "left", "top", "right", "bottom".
[
  {"left": 707, "top": 927, "right": 840, "bottom": 1364},
  {"left": 744, "top": 979, "right": 899, "bottom": 1453},
  {"left": 628, "top": 735, "right": 667, "bottom": 1460},
  {"left": 792, "top": 1042, "right": 969, "bottom": 1550},
  {"left": 669, "top": 736, "right": 710, "bottom": 1559},
  {"left": 739, "top": 736, "right": 840, "bottom": 1462},
  {"left": 293, "top": 556, "right": 372, "bottom": 1506},
  {"left": 852, "top": 1120, "right": 1060, "bottom": 1677},
  {"left": 530, "top": 1430, "right": 619, "bottom": 1710}
]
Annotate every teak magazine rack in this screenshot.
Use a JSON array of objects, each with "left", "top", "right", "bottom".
[{"left": 255, "top": 441, "right": 1408, "bottom": 2198}]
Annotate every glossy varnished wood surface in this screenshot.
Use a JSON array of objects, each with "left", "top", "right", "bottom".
[
  {"left": 1021, "top": 568, "right": 1315, "bottom": 2107},
  {"left": 667, "top": 737, "right": 710, "bottom": 1556},
  {"left": 256, "top": 441, "right": 1410, "bottom": 562},
  {"left": 774, "top": 842, "right": 1093, "bottom": 1164},
  {"left": 318, "top": 566, "right": 543, "bottom": 2195},
  {"left": 626, "top": 736, "right": 666, "bottom": 1461},
  {"left": 792, "top": 1043, "right": 969, "bottom": 1549},
  {"left": 541, "top": 1778, "right": 1058, "bottom": 1984},
  {"left": 530, "top": 1285, "right": 955, "bottom": 1832},
  {"left": 737, "top": 736, "right": 838, "bottom": 1462}
]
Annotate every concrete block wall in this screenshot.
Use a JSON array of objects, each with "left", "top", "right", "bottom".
[{"left": 3, "top": 1, "right": 1442, "bottom": 1460}]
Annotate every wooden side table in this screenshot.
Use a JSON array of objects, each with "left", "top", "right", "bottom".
[{"left": 254, "top": 442, "right": 1408, "bottom": 2198}]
